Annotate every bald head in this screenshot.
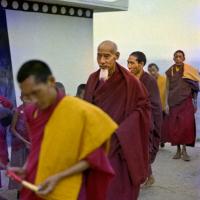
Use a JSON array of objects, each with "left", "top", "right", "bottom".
[
  {"left": 97, "top": 40, "right": 120, "bottom": 77},
  {"left": 98, "top": 40, "right": 118, "bottom": 54}
]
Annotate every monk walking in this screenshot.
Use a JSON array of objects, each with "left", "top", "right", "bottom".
[
  {"left": 84, "top": 41, "right": 151, "bottom": 199},
  {"left": 148, "top": 63, "right": 168, "bottom": 147},
  {"left": 127, "top": 51, "right": 162, "bottom": 186},
  {"left": 165, "top": 50, "right": 200, "bottom": 161},
  {"left": 10, "top": 60, "right": 118, "bottom": 200}
]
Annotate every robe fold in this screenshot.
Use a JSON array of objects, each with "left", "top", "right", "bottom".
[
  {"left": 84, "top": 63, "right": 151, "bottom": 200},
  {"left": 36, "top": 96, "right": 117, "bottom": 200},
  {"left": 156, "top": 75, "right": 169, "bottom": 143},
  {"left": 157, "top": 74, "right": 166, "bottom": 111},
  {"left": 140, "top": 72, "right": 162, "bottom": 163},
  {"left": 168, "top": 96, "right": 195, "bottom": 145}
]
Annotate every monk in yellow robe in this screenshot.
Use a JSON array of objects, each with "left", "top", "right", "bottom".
[
  {"left": 148, "top": 63, "right": 168, "bottom": 147},
  {"left": 10, "top": 60, "right": 117, "bottom": 200}
]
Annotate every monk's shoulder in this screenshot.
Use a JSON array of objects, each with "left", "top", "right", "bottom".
[
  {"left": 118, "top": 65, "right": 141, "bottom": 85},
  {"left": 165, "top": 65, "right": 174, "bottom": 77},
  {"left": 143, "top": 72, "right": 156, "bottom": 84},
  {"left": 87, "top": 70, "right": 100, "bottom": 81},
  {"left": 60, "top": 96, "right": 103, "bottom": 115},
  {"left": 142, "top": 72, "right": 158, "bottom": 92}
]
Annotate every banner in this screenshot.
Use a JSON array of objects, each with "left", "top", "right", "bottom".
[{"left": 0, "top": 8, "right": 16, "bottom": 105}]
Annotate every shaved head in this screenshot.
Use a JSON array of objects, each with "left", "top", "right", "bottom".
[
  {"left": 97, "top": 40, "right": 120, "bottom": 77},
  {"left": 98, "top": 40, "right": 118, "bottom": 54}
]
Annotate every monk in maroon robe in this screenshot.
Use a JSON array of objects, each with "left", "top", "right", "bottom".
[
  {"left": 10, "top": 60, "right": 116, "bottom": 200},
  {"left": 165, "top": 50, "right": 199, "bottom": 161},
  {"left": 128, "top": 51, "right": 162, "bottom": 186},
  {"left": 0, "top": 96, "right": 13, "bottom": 188},
  {"left": 84, "top": 41, "right": 151, "bottom": 200}
]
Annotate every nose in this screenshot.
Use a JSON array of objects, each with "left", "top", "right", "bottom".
[{"left": 99, "top": 56, "right": 106, "bottom": 65}]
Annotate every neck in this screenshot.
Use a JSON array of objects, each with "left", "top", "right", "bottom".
[{"left": 136, "top": 69, "right": 144, "bottom": 79}]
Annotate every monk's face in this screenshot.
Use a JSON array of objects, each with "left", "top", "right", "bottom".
[
  {"left": 97, "top": 44, "right": 119, "bottom": 76},
  {"left": 148, "top": 65, "right": 159, "bottom": 79},
  {"left": 173, "top": 52, "right": 185, "bottom": 66},
  {"left": 127, "top": 55, "right": 143, "bottom": 76},
  {"left": 19, "top": 75, "right": 56, "bottom": 110}
]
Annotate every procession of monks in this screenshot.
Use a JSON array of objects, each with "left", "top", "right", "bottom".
[{"left": 0, "top": 40, "right": 199, "bottom": 200}]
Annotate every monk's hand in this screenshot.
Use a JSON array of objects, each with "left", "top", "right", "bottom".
[
  {"left": 37, "top": 175, "right": 60, "bottom": 196},
  {"left": 7, "top": 167, "right": 26, "bottom": 179}
]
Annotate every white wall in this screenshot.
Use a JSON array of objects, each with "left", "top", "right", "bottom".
[{"left": 6, "top": 10, "right": 93, "bottom": 105}]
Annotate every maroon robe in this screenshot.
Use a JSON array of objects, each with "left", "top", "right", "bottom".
[
  {"left": 140, "top": 72, "right": 162, "bottom": 163},
  {"left": 84, "top": 63, "right": 151, "bottom": 200},
  {"left": 20, "top": 91, "right": 114, "bottom": 200},
  {"left": 166, "top": 65, "right": 198, "bottom": 146},
  {"left": 0, "top": 124, "right": 8, "bottom": 168}
]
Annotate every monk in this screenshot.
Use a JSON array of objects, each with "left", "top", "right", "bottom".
[
  {"left": 10, "top": 60, "right": 118, "bottom": 200},
  {"left": 55, "top": 82, "right": 66, "bottom": 95},
  {"left": 165, "top": 50, "right": 200, "bottom": 161},
  {"left": 76, "top": 84, "right": 86, "bottom": 99},
  {"left": 128, "top": 51, "right": 162, "bottom": 186},
  {"left": 9, "top": 94, "right": 30, "bottom": 190},
  {"left": 148, "top": 63, "right": 168, "bottom": 147},
  {"left": 0, "top": 96, "right": 13, "bottom": 188},
  {"left": 84, "top": 41, "right": 151, "bottom": 199}
]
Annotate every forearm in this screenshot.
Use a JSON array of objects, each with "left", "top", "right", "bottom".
[
  {"left": 55, "top": 160, "right": 90, "bottom": 181},
  {"left": 12, "top": 129, "right": 30, "bottom": 145}
]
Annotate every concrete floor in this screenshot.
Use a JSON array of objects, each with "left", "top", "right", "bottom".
[
  {"left": 139, "top": 143, "right": 200, "bottom": 200},
  {"left": 1, "top": 143, "right": 200, "bottom": 200}
]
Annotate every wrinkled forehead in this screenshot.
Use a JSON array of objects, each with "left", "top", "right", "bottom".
[{"left": 98, "top": 43, "right": 116, "bottom": 54}]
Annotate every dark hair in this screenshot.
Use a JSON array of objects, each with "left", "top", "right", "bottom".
[
  {"left": 130, "top": 51, "right": 147, "bottom": 66},
  {"left": 174, "top": 50, "right": 185, "bottom": 58},
  {"left": 55, "top": 82, "right": 66, "bottom": 94},
  {"left": 148, "top": 63, "right": 159, "bottom": 71},
  {"left": 17, "top": 60, "right": 52, "bottom": 83},
  {"left": 76, "top": 84, "right": 86, "bottom": 96}
]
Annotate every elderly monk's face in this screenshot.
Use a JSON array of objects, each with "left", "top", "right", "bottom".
[
  {"left": 127, "top": 55, "right": 143, "bottom": 76},
  {"left": 20, "top": 75, "right": 56, "bottom": 110},
  {"left": 148, "top": 65, "right": 159, "bottom": 79},
  {"left": 97, "top": 44, "right": 119, "bottom": 76},
  {"left": 173, "top": 52, "right": 185, "bottom": 66}
]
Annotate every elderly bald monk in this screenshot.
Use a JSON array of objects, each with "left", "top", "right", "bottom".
[{"left": 84, "top": 41, "right": 151, "bottom": 199}]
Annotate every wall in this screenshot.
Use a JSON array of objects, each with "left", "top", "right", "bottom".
[{"left": 6, "top": 9, "right": 93, "bottom": 105}]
